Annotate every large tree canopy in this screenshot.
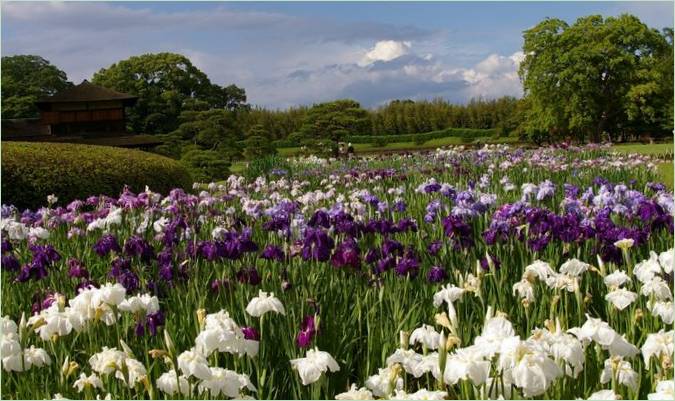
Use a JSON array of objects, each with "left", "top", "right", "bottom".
[
  {"left": 1, "top": 55, "right": 72, "bottom": 119},
  {"left": 298, "top": 99, "right": 371, "bottom": 155},
  {"left": 519, "top": 14, "right": 673, "bottom": 142},
  {"left": 91, "top": 52, "right": 248, "bottom": 135}
]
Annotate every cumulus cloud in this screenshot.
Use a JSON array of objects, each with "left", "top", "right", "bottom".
[
  {"left": 2, "top": 2, "right": 525, "bottom": 108},
  {"left": 359, "top": 40, "right": 411, "bottom": 66}
]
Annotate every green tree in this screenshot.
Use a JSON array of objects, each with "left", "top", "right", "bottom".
[
  {"left": 92, "top": 52, "right": 247, "bottom": 134},
  {"left": 1, "top": 55, "right": 72, "bottom": 118},
  {"left": 172, "top": 109, "right": 243, "bottom": 161},
  {"left": 520, "top": 14, "right": 672, "bottom": 142},
  {"left": 298, "top": 99, "right": 371, "bottom": 156},
  {"left": 242, "top": 124, "right": 276, "bottom": 159},
  {"left": 180, "top": 149, "right": 231, "bottom": 182}
]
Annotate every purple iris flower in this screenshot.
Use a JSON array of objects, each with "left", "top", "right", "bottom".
[
  {"left": 365, "top": 249, "right": 381, "bottom": 264},
  {"left": 479, "top": 254, "right": 501, "bottom": 271},
  {"left": 426, "top": 266, "right": 447, "bottom": 283},
  {"left": 124, "top": 235, "right": 155, "bottom": 261},
  {"left": 261, "top": 245, "right": 285, "bottom": 261},
  {"left": 1, "top": 254, "right": 20, "bottom": 271},
  {"left": 374, "top": 256, "right": 395, "bottom": 274},
  {"left": 427, "top": 240, "right": 443, "bottom": 256},
  {"left": 296, "top": 315, "right": 317, "bottom": 348},
  {"left": 236, "top": 266, "right": 261, "bottom": 286},
  {"left": 393, "top": 200, "right": 407, "bottom": 212},
  {"left": 146, "top": 310, "right": 165, "bottom": 336},
  {"left": 381, "top": 239, "right": 404, "bottom": 256},
  {"left": 301, "top": 228, "right": 334, "bottom": 262},
  {"left": 67, "top": 258, "right": 89, "bottom": 279},
  {"left": 424, "top": 182, "right": 442, "bottom": 193},
  {"left": 442, "top": 216, "right": 474, "bottom": 250},
  {"left": 309, "top": 210, "right": 331, "bottom": 228},
  {"left": 242, "top": 327, "right": 260, "bottom": 341},
  {"left": 1, "top": 239, "right": 12, "bottom": 253},
  {"left": 395, "top": 218, "right": 418, "bottom": 233},
  {"left": 395, "top": 255, "right": 420, "bottom": 278},
  {"left": 331, "top": 238, "right": 361, "bottom": 269},
  {"left": 31, "top": 291, "right": 57, "bottom": 314},
  {"left": 93, "top": 234, "right": 121, "bottom": 257}
]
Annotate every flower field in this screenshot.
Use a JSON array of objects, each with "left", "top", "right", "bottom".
[{"left": 1, "top": 144, "right": 673, "bottom": 400}]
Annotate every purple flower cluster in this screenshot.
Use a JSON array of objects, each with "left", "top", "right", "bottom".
[{"left": 16, "top": 244, "right": 61, "bottom": 282}]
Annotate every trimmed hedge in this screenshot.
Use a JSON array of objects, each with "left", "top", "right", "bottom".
[
  {"left": 272, "top": 127, "right": 497, "bottom": 148},
  {"left": 346, "top": 128, "right": 497, "bottom": 144},
  {"left": 2, "top": 142, "right": 193, "bottom": 210}
]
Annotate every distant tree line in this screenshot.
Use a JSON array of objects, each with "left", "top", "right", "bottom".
[{"left": 2, "top": 13, "right": 672, "bottom": 180}]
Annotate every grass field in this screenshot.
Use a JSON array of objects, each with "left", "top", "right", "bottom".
[
  {"left": 611, "top": 142, "right": 673, "bottom": 188},
  {"left": 611, "top": 142, "right": 673, "bottom": 156}
]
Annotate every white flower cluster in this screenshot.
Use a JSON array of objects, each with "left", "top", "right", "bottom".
[
  {"left": 634, "top": 250, "right": 674, "bottom": 324},
  {"left": 26, "top": 284, "right": 159, "bottom": 341},
  {"left": 156, "top": 310, "right": 257, "bottom": 398},
  {"left": 1, "top": 316, "right": 51, "bottom": 372},
  {"left": 0, "top": 218, "right": 50, "bottom": 240},
  {"left": 85, "top": 346, "right": 147, "bottom": 389}
]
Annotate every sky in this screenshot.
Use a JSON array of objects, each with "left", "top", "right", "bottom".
[{"left": 2, "top": 1, "right": 673, "bottom": 109}]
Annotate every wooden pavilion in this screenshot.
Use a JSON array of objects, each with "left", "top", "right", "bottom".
[{"left": 2, "top": 80, "right": 162, "bottom": 149}]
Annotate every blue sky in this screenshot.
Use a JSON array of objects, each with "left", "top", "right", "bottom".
[{"left": 2, "top": 1, "right": 673, "bottom": 108}]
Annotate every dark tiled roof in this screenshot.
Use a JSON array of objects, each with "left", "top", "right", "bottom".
[{"left": 36, "top": 80, "right": 137, "bottom": 104}]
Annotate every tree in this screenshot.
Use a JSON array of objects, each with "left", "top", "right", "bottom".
[
  {"left": 92, "top": 53, "right": 247, "bottom": 134},
  {"left": 1, "top": 55, "right": 72, "bottom": 118},
  {"left": 520, "top": 14, "right": 672, "bottom": 142},
  {"left": 180, "top": 149, "right": 231, "bottom": 183},
  {"left": 171, "top": 109, "right": 243, "bottom": 161},
  {"left": 298, "top": 100, "right": 371, "bottom": 156}
]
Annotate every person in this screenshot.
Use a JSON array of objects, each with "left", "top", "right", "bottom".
[{"left": 347, "top": 142, "right": 354, "bottom": 158}]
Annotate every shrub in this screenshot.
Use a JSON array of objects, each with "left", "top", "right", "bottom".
[
  {"left": 373, "top": 136, "right": 388, "bottom": 148},
  {"left": 346, "top": 127, "right": 497, "bottom": 144},
  {"left": 2, "top": 141, "right": 193, "bottom": 210}
]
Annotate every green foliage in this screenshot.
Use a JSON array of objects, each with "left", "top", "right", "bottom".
[
  {"left": 347, "top": 127, "right": 496, "bottom": 144},
  {"left": 180, "top": 149, "right": 231, "bottom": 182},
  {"left": 91, "top": 53, "right": 248, "bottom": 135},
  {"left": 244, "top": 133, "right": 276, "bottom": 160},
  {"left": 298, "top": 100, "right": 371, "bottom": 153},
  {"left": 520, "top": 14, "right": 673, "bottom": 142},
  {"left": 370, "top": 97, "right": 520, "bottom": 136},
  {"left": 1, "top": 142, "right": 192, "bottom": 210},
  {"left": 244, "top": 154, "right": 292, "bottom": 181},
  {"left": 373, "top": 136, "right": 389, "bottom": 148},
  {"left": 1, "top": 55, "right": 72, "bottom": 118}
]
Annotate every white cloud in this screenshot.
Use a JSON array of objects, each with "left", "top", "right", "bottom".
[
  {"left": 360, "top": 40, "right": 411, "bottom": 66},
  {"left": 1, "top": 2, "right": 524, "bottom": 108}
]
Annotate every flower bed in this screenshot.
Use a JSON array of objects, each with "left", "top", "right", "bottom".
[{"left": 1, "top": 144, "right": 673, "bottom": 400}]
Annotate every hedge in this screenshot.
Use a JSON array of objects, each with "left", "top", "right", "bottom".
[
  {"left": 272, "top": 127, "right": 497, "bottom": 148},
  {"left": 2, "top": 142, "right": 193, "bottom": 210}
]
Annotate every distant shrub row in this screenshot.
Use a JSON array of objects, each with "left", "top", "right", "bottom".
[
  {"left": 2, "top": 142, "right": 193, "bottom": 210},
  {"left": 272, "top": 127, "right": 497, "bottom": 148}
]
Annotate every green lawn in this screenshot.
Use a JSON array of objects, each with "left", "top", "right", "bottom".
[
  {"left": 611, "top": 143, "right": 673, "bottom": 188},
  {"left": 611, "top": 142, "right": 673, "bottom": 156},
  {"left": 230, "top": 161, "right": 247, "bottom": 174},
  {"left": 657, "top": 162, "right": 674, "bottom": 188}
]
